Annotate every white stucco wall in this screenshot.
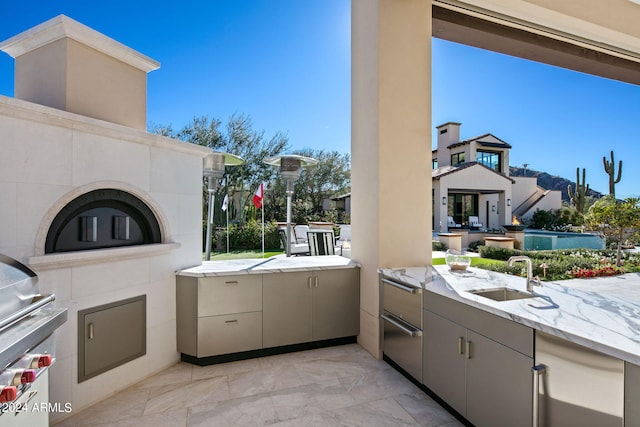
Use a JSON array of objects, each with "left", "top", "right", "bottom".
[
  {"left": 0, "top": 95, "right": 209, "bottom": 422},
  {"left": 522, "top": 190, "right": 563, "bottom": 221}
]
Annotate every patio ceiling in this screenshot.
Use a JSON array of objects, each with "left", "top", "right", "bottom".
[{"left": 432, "top": 4, "right": 640, "bottom": 86}]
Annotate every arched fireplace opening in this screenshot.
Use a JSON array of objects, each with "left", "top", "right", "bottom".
[{"left": 45, "top": 189, "right": 162, "bottom": 254}]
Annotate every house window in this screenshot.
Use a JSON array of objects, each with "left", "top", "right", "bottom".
[
  {"left": 476, "top": 150, "right": 502, "bottom": 172},
  {"left": 451, "top": 152, "right": 465, "bottom": 166},
  {"left": 432, "top": 159, "right": 438, "bottom": 169},
  {"left": 448, "top": 193, "right": 479, "bottom": 225}
]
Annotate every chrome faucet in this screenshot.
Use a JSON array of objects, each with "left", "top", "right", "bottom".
[{"left": 507, "top": 256, "right": 542, "bottom": 292}]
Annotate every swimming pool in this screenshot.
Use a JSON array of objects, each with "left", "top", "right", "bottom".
[{"left": 524, "top": 229, "right": 605, "bottom": 251}]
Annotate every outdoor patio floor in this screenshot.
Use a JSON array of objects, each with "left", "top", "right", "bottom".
[{"left": 55, "top": 344, "right": 462, "bottom": 426}]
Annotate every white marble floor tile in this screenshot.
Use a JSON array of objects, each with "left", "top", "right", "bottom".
[
  {"left": 53, "top": 345, "right": 461, "bottom": 427},
  {"left": 268, "top": 379, "right": 356, "bottom": 421},
  {"left": 339, "top": 367, "right": 422, "bottom": 404},
  {"left": 191, "top": 356, "right": 261, "bottom": 381},
  {"left": 329, "top": 397, "right": 420, "bottom": 426},
  {"left": 80, "top": 409, "right": 188, "bottom": 427},
  {"left": 55, "top": 387, "right": 150, "bottom": 426},
  {"left": 143, "top": 375, "right": 229, "bottom": 415},
  {"left": 294, "top": 358, "right": 370, "bottom": 384},
  {"left": 394, "top": 393, "right": 464, "bottom": 427},
  {"left": 187, "top": 394, "right": 278, "bottom": 427},
  {"left": 133, "top": 362, "right": 193, "bottom": 389},
  {"left": 227, "top": 363, "right": 304, "bottom": 399}
]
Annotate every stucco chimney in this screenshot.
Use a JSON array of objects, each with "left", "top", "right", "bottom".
[
  {"left": 436, "top": 122, "right": 461, "bottom": 148},
  {"left": 0, "top": 15, "right": 159, "bottom": 130}
]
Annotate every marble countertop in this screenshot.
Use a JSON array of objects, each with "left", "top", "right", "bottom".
[
  {"left": 379, "top": 265, "right": 640, "bottom": 365},
  {"left": 177, "top": 255, "right": 359, "bottom": 277}
]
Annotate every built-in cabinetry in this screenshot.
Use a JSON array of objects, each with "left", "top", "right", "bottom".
[
  {"left": 535, "top": 331, "right": 628, "bottom": 427},
  {"left": 177, "top": 275, "right": 262, "bottom": 358},
  {"left": 423, "top": 290, "right": 533, "bottom": 427},
  {"left": 177, "top": 267, "right": 359, "bottom": 360},
  {"left": 263, "top": 269, "right": 359, "bottom": 347}
]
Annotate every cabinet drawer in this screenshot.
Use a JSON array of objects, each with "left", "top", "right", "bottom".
[
  {"left": 198, "top": 275, "right": 262, "bottom": 316},
  {"left": 425, "top": 291, "right": 533, "bottom": 357},
  {"left": 197, "top": 312, "right": 262, "bottom": 357}
]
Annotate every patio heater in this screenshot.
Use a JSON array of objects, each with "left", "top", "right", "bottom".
[
  {"left": 203, "top": 151, "right": 244, "bottom": 260},
  {"left": 264, "top": 154, "right": 318, "bottom": 257}
]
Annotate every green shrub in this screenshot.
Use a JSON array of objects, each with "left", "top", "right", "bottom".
[
  {"left": 476, "top": 247, "right": 632, "bottom": 281},
  {"left": 467, "top": 240, "right": 483, "bottom": 252},
  {"left": 478, "top": 246, "right": 523, "bottom": 261},
  {"left": 225, "top": 220, "right": 281, "bottom": 250},
  {"left": 433, "top": 241, "right": 446, "bottom": 251}
]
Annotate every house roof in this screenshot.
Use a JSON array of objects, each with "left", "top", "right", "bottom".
[
  {"left": 432, "top": 161, "right": 515, "bottom": 183},
  {"left": 331, "top": 192, "right": 351, "bottom": 201},
  {"left": 446, "top": 133, "right": 512, "bottom": 150}
]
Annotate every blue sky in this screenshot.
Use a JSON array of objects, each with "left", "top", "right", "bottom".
[{"left": 1, "top": 1, "right": 639, "bottom": 197}]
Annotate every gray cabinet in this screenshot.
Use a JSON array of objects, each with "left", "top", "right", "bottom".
[
  {"left": 626, "top": 362, "right": 640, "bottom": 426},
  {"left": 177, "top": 274, "right": 263, "bottom": 357},
  {"left": 177, "top": 267, "right": 359, "bottom": 358},
  {"left": 263, "top": 271, "right": 313, "bottom": 347},
  {"left": 423, "top": 291, "right": 533, "bottom": 427},
  {"left": 263, "top": 269, "right": 359, "bottom": 348},
  {"left": 466, "top": 330, "right": 533, "bottom": 427},
  {"left": 312, "top": 268, "right": 360, "bottom": 341},
  {"left": 423, "top": 309, "right": 466, "bottom": 414},
  {"left": 535, "top": 331, "right": 624, "bottom": 427}
]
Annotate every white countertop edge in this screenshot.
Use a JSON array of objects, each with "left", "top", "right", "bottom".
[
  {"left": 177, "top": 256, "right": 360, "bottom": 277},
  {"left": 381, "top": 265, "right": 640, "bottom": 366}
]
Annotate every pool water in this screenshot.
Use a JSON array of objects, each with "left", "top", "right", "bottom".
[{"left": 524, "top": 229, "right": 605, "bottom": 251}]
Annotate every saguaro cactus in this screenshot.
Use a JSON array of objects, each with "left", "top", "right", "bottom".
[
  {"left": 603, "top": 150, "right": 622, "bottom": 197},
  {"left": 568, "top": 167, "right": 589, "bottom": 214}
]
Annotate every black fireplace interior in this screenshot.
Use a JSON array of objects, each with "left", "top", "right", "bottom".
[{"left": 45, "top": 189, "right": 161, "bottom": 253}]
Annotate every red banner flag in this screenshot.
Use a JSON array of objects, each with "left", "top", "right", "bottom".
[{"left": 253, "top": 182, "right": 264, "bottom": 209}]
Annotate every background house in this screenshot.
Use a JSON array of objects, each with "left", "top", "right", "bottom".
[{"left": 432, "top": 122, "right": 561, "bottom": 232}]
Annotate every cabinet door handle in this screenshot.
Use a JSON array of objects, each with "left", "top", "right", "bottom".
[
  {"left": 225, "top": 320, "right": 238, "bottom": 325},
  {"left": 225, "top": 280, "right": 238, "bottom": 285},
  {"left": 458, "top": 337, "right": 464, "bottom": 355},
  {"left": 466, "top": 340, "right": 472, "bottom": 359},
  {"left": 381, "top": 313, "right": 422, "bottom": 337},
  {"left": 314, "top": 276, "right": 319, "bottom": 288},
  {"left": 308, "top": 277, "right": 313, "bottom": 289},
  {"left": 88, "top": 322, "right": 94, "bottom": 340},
  {"left": 532, "top": 364, "right": 547, "bottom": 427},
  {"left": 381, "top": 278, "right": 422, "bottom": 294}
]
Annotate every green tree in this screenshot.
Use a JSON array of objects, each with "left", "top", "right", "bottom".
[
  {"left": 152, "top": 114, "right": 290, "bottom": 225},
  {"left": 584, "top": 196, "right": 640, "bottom": 266},
  {"left": 288, "top": 148, "right": 351, "bottom": 215}
]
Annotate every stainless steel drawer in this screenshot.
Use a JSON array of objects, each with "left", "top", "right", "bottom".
[
  {"left": 382, "top": 276, "right": 422, "bottom": 328},
  {"left": 198, "top": 275, "right": 262, "bottom": 316},
  {"left": 197, "top": 311, "right": 262, "bottom": 357},
  {"left": 382, "top": 311, "right": 423, "bottom": 382}
]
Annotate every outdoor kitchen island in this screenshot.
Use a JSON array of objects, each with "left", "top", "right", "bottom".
[
  {"left": 380, "top": 265, "right": 640, "bottom": 427},
  {"left": 176, "top": 256, "right": 360, "bottom": 365}
]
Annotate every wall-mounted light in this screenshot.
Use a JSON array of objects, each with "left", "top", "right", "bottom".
[
  {"left": 491, "top": 205, "right": 496, "bottom": 212},
  {"left": 442, "top": 196, "right": 447, "bottom": 205},
  {"left": 507, "top": 198, "right": 512, "bottom": 206}
]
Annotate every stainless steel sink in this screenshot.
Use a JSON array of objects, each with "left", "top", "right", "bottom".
[{"left": 467, "top": 287, "right": 536, "bottom": 302}]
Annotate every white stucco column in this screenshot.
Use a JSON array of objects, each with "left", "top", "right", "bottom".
[{"left": 352, "top": 0, "right": 432, "bottom": 357}]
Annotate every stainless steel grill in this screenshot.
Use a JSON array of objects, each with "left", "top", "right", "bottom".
[{"left": 0, "top": 254, "right": 67, "bottom": 425}]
